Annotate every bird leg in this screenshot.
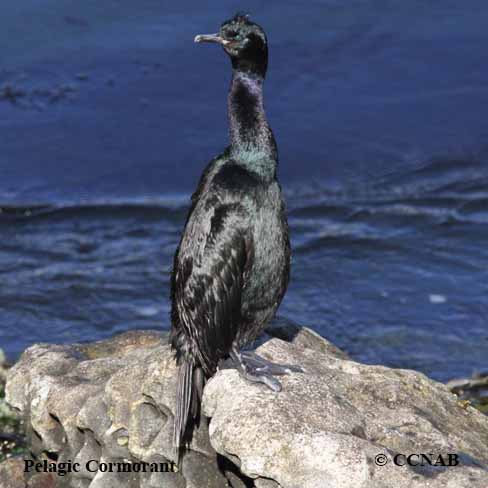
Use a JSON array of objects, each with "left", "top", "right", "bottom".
[{"left": 220, "top": 347, "right": 304, "bottom": 392}]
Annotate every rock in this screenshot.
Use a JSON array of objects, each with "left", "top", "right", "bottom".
[
  {"left": 27, "top": 472, "right": 58, "bottom": 488},
  {"left": 255, "top": 479, "right": 280, "bottom": 488},
  {"left": 0, "top": 348, "right": 6, "bottom": 367},
  {"left": 0, "top": 348, "right": 27, "bottom": 463},
  {"left": 203, "top": 338, "right": 488, "bottom": 487},
  {"left": 0, "top": 457, "right": 25, "bottom": 488},
  {"left": 265, "top": 317, "right": 349, "bottom": 360},
  {"left": 447, "top": 373, "right": 488, "bottom": 415},
  {"left": 0, "top": 347, "right": 9, "bottom": 384},
  {"left": 5, "top": 324, "right": 488, "bottom": 488},
  {"left": 5, "top": 331, "right": 192, "bottom": 488},
  {"left": 0, "top": 456, "right": 58, "bottom": 488},
  {"left": 181, "top": 450, "right": 229, "bottom": 488}
]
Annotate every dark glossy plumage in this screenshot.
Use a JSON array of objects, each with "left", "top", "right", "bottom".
[{"left": 170, "top": 14, "right": 290, "bottom": 459}]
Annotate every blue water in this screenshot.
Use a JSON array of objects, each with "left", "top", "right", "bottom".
[{"left": 1, "top": 0, "right": 487, "bottom": 382}]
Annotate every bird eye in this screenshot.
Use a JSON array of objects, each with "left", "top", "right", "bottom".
[{"left": 225, "top": 30, "right": 238, "bottom": 39}]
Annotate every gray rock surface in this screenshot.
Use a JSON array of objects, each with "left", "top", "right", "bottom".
[
  {"left": 204, "top": 338, "right": 488, "bottom": 487},
  {"left": 5, "top": 330, "right": 226, "bottom": 488},
  {"left": 0, "top": 457, "right": 26, "bottom": 488},
  {"left": 4, "top": 321, "right": 488, "bottom": 488}
]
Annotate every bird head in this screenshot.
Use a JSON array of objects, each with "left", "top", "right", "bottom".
[{"left": 194, "top": 14, "right": 268, "bottom": 77}]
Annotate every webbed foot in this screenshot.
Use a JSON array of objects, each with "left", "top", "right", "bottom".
[{"left": 220, "top": 348, "right": 304, "bottom": 392}]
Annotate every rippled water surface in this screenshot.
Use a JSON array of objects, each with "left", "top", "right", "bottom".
[{"left": 1, "top": 0, "right": 487, "bottom": 382}]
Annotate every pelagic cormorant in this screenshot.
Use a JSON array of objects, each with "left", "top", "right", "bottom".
[{"left": 170, "top": 13, "right": 301, "bottom": 461}]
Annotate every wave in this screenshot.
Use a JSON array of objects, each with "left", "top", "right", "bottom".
[
  {"left": 0, "top": 197, "right": 189, "bottom": 223},
  {"left": 370, "top": 157, "right": 488, "bottom": 198},
  {"left": 2, "top": 155, "right": 487, "bottom": 233}
]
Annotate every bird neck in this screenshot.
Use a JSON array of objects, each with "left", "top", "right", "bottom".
[{"left": 228, "top": 70, "right": 277, "bottom": 180}]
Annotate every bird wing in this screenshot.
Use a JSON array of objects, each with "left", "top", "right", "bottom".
[{"left": 172, "top": 202, "right": 253, "bottom": 376}]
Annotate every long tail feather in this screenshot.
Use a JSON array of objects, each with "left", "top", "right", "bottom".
[
  {"left": 174, "top": 359, "right": 193, "bottom": 464},
  {"left": 174, "top": 360, "right": 207, "bottom": 466}
]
